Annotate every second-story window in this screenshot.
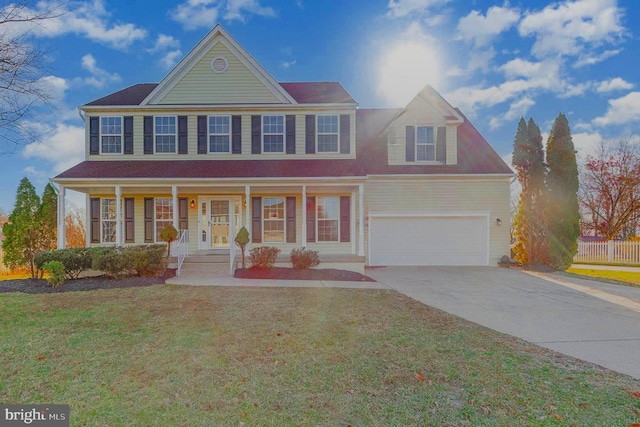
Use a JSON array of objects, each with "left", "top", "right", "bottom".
[
  {"left": 101, "top": 116, "right": 122, "bottom": 153},
  {"left": 416, "top": 126, "right": 435, "bottom": 161},
  {"left": 263, "top": 115, "right": 284, "bottom": 153},
  {"left": 155, "top": 116, "right": 176, "bottom": 153},
  {"left": 209, "top": 115, "right": 230, "bottom": 153},
  {"left": 317, "top": 115, "right": 339, "bottom": 153}
]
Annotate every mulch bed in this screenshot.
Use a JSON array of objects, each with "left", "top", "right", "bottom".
[
  {"left": 234, "top": 267, "right": 375, "bottom": 282},
  {"left": 0, "top": 269, "right": 176, "bottom": 294}
]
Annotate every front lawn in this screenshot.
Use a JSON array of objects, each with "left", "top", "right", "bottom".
[
  {"left": 1, "top": 285, "right": 639, "bottom": 426},
  {"left": 565, "top": 267, "right": 640, "bottom": 287}
]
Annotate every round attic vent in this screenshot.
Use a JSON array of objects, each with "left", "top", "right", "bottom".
[{"left": 211, "top": 57, "right": 228, "bottom": 73}]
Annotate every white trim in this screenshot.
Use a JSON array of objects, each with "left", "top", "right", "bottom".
[
  {"left": 407, "top": 85, "right": 464, "bottom": 124},
  {"left": 208, "top": 114, "right": 232, "bottom": 154},
  {"left": 358, "top": 184, "right": 364, "bottom": 256},
  {"left": 99, "top": 116, "right": 123, "bottom": 154},
  {"left": 85, "top": 194, "right": 91, "bottom": 247},
  {"left": 301, "top": 185, "right": 307, "bottom": 244},
  {"left": 153, "top": 115, "right": 178, "bottom": 154},
  {"left": 54, "top": 177, "right": 368, "bottom": 186},
  {"left": 198, "top": 196, "right": 234, "bottom": 250},
  {"left": 57, "top": 185, "right": 66, "bottom": 249},
  {"left": 115, "top": 186, "right": 122, "bottom": 245},
  {"left": 316, "top": 114, "right": 340, "bottom": 153},
  {"left": 141, "top": 25, "right": 297, "bottom": 106},
  {"left": 81, "top": 103, "right": 357, "bottom": 112},
  {"left": 172, "top": 186, "right": 179, "bottom": 231}
]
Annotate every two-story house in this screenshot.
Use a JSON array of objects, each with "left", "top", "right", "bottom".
[{"left": 52, "top": 24, "right": 513, "bottom": 274}]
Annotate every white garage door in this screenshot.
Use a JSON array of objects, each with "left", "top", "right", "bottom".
[{"left": 369, "top": 215, "right": 488, "bottom": 266}]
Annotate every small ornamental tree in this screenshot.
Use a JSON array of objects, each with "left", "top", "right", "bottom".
[
  {"left": 159, "top": 224, "right": 178, "bottom": 257},
  {"left": 234, "top": 226, "right": 250, "bottom": 268}
]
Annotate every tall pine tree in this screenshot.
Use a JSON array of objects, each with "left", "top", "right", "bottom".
[
  {"left": 2, "top": 178, "right": 41, "bottom": 277},
  {"left": 512, "top": 117, "right": 546, "bottom": 265},
  {"left": 39, "top": 183, "right": 58, "bottom": 252},
  {"left": 546, "top": 113, "right": 580, "bottom": 269}
]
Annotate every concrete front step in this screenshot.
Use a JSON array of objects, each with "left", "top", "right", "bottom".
[{"left": 180, "top": 263, "right": 232, "bottom": 275}]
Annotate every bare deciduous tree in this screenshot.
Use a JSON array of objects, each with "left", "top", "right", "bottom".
[
  {"left": 580, "top": 139, "right": 640, "bottom": 239},
  {"left": 0, "top": 1, "right": 63, "bottom": 154},
  {"left": 65, "top": 205, "right": 86, "bottom": 248}
]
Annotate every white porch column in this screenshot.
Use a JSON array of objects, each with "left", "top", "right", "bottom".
[
  {"left": 351, "top": 189, "right": 356, "bottom": 254},
  {"left": 115, "top": 186, "right": 122, "bottom": 246},
  {"left": 57, "top": 185, "right": 66, "bottom": 249},
  {"left": 245, "top": 186, "right": 251, "bottom": 253},
  {"left": 85, "top": 194, "right": 91, "bottom": 247},
  {"left": 172, "top": 186, "right": 179, "bottom": 230},
  {"left": 358, "top": 183, "right": 364, "bottom": 256},
  {"left": 302, "top": 185, "right": 307, "bottom": 245}
]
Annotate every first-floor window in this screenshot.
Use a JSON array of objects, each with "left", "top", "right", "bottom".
[
  {"left": 155, "top": 198, "right": 173, "bottom": 242},
  {"left": 317, "top": 197, "right": 339, "bottom": 242},
  {"left": 416, "top": 126, "right": 435, "bottom": 161},
  {"left": 101, "top": 198, "right": 117, "bottom": 243},
  {"left": 263, "top": 197, "right": 285, "bottom": 242}
]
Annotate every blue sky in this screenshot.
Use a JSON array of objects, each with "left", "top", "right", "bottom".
[{"left": 1, "top": 0, "right": 639, "bottom": 212}]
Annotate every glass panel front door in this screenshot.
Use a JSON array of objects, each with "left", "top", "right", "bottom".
[{"left": 199, "top": 198, "right": 232, "bottom": 249}]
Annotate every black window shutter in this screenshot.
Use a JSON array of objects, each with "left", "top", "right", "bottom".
[
  {"left": 90, "top": 197, "right": 100, "bottom": 243},
  {"left": 306, "top": 196, "right": 316, "bottom": 242},
  {"left": 178, "top": 116, "right": 188, "bottom": 154},
  {"left": 124, "top": 197, "right": 135, "bottom": 243},
  {"left": 305, "top": 115, "right": 315, "bottom": 154},
  {"left": 406, "top": 126, "right": 415, "bottom": 162},
  {"left": 178, "top": 197, "right": 188, "bottom": 230},
  {"left": 286, "top": 115, "right": 296, "bottom": 154},
  {"left": 252, "top": 197, "right": 262, "bottom": 243},
  {"left": 89, "top": 117, "right": 99, "bottom": 155},
  {"left": 144, "top": 197, "right": 154, "bottom": 243},
  {"left": 143, "top": 116, "right": 153, "bottom": 154},
  {"left": 340, "top": 196, "right": 351, "bottom": 242},
  {"left": 286, "top": 196, "right": 296, "bottom": 243},
  {"left": 197, "top": 116, "right": 207, "bottom": 154},
  {"left": 232, "top": 115, "right": 242, "bottom": 154},
  {"left": 251, "top": 115, "right": 261, "bottom": 154},
  {"left": 340, "top": 114, "right": 350, "bottom": 154},
  {"left": 436, "top": 126, "right": 446, "bottom": 162},
  {"left": 124, "top": 116, "right": 134, "bottom": 154}
]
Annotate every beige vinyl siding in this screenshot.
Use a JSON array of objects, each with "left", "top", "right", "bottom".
[
  {"left": 158, "top": 43, "right": 282, "bottom": 105},
  {"left": 364, "top": 176, "right": 511, "bottom": 266},
  {"left": 86, "top": 111, "right": 356, "bottom": 161},
  {"left": 387, "top": 95, "right": 458, "bottom": 166}
]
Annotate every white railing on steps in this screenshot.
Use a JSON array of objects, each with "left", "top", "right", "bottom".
[{"left": 176, "top": 229, "right": 188, "bottom": 276}]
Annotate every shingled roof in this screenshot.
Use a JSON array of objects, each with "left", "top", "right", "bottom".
[{"left": 83, "top": 82, "right": 355, "bottom": 106}]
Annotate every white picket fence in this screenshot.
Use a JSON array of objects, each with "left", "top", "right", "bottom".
[{"left": 574, "top": 240, "right": 640, "bottom": 264}]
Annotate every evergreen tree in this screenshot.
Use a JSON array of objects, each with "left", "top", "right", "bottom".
[
  {"left": 546, "top": 113, "right": 580, "bottom": 269},
  {"left": 511, "top": 117, "right": 546, "bottom": 265},
  {"left": 38, "top": 183, "right": 58, "bottom": 252},
  {"left": 2, "top": 177, "right": 41, "bottom": 277}
]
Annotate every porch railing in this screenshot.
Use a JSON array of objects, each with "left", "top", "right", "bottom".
[
  {"left": 574, "top": 240, "right": 640, "bottom": 264},
  {"left": 176, "top": 229, "right": 189, "bottom": 276}
]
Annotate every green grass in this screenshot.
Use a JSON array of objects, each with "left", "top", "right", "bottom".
[
  {"left": 1, "top": 285, "right": 639, "bottom": 426},
  {"left": 565, "top": 268, "right": 640, "bottom": 287}
]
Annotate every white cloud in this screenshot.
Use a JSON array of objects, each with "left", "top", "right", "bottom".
[
  {"left": 560, "top": 82, "right": 592, "bottom": 98},
  {"left": 387, "top": 0, "right": 451, "bottom": 18},
  {"left": 79, "top": 54, "right": 121, "bottom": 89},
  {"left": 37, "top": 76, "right": 69, "bottom": 104},
  {"left": 593, "top": 92, "right": 640, "bottom": 126},
  {"left": 20, "top": 0, "right": 147, "bottom": 49},
  {"left": 596, "top": 77, "right": 633, "bottom": 93},
  {"left": 574, "top": 48, "right": 622, "bottom": 67},
  {"left": 457, "top": 6, "right": 520, "bottom": 47},
  {"left": 172, "top": 0, "right": 275, "bottom": 30},
  {"left": 572, "top": 131, "right": 603, "bottom": 158},
  {"left": 489, "top": 97, "right": 535, "bottom": 130},
  {"left": 150, "top": 34, "right": 180, "bottom": 52},
  {"left": 280, "top": 60, "right": 296, "bottom": 69},
  {"left": 148, "top": 35, "right": 183, "bottom": 69},
  {"left": 518, "top": 0, "right": 624, "bottom": 58},
  {"left": 22, "top": 124, "right": 85, "bottom": 174}
]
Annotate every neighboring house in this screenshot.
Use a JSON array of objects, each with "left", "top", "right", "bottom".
[{"left": 52, "top": 24, "right": 512, "bottom": 272}]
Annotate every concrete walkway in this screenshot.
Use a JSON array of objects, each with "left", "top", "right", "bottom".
[{"left": 166, "top": 266, "right": 640, "bottom": 379}]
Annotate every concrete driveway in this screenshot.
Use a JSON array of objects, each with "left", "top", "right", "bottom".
[{"left": 366, "top": 266, "right": 640, "bottom": 379}]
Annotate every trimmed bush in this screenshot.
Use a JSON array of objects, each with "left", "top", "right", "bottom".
[
  {"left": 127, "top": 245, "right": 167, "bottom": 277},
  {"left": 43, "top": 260, "right": 65, "bottom": 287},
  {"left": 91, "top": 247, "right": 135, "bottom": 278},
  {"left": 290, "top": 248, "right": 320, "bottom": 270},
  {"left": 249, "top": 246, "right": 280, "bottom": 269},
  {"left": 34, "top": 248, "right": 94, "bottom": 279}
]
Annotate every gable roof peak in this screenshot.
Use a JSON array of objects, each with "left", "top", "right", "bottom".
[
  {"left": 141, "top": 23, "right": 297, "bottom": 106},
  {"left": 406, "top": 85, "right": 463, "bottom": 124}
]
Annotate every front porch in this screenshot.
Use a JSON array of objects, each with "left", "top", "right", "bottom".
[{"left": 54, "top": 180, "right": 367, "bottom": 276}]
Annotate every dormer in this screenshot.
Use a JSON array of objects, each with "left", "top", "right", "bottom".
[{"left": 384, "top": 86, "right": 463, "bottom": 166}]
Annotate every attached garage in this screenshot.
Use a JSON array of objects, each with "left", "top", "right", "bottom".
[{"left": 368, "top": 214, "right": 489, "bottom": 266}]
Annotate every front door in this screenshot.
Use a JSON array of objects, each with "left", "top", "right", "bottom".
[{"left": 199, "top": 198, "right": 232, "bottom": 250}]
